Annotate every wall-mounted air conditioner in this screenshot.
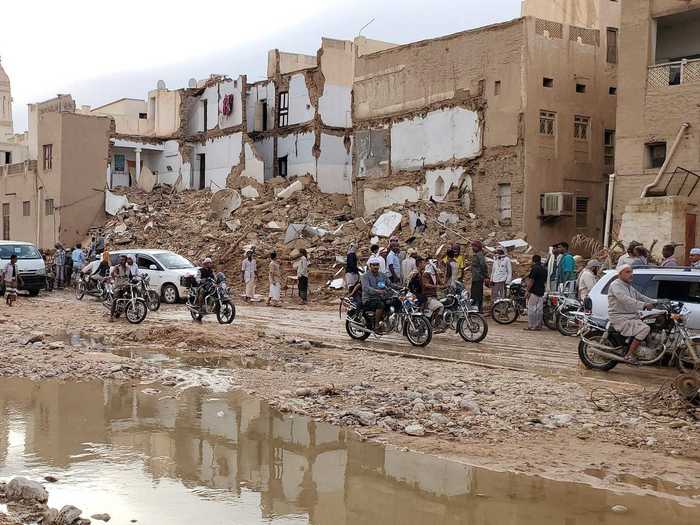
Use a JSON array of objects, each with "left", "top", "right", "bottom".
[{"left": 540, "top": 192, "right": 574, "bottom": 216}]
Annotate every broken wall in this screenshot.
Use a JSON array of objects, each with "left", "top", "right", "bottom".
[
  {"left": 246, "top": 82, "right": 276, "bottom": 133},
  {"left": 193, "top": 133, "right": 243, "bottom": 190}
]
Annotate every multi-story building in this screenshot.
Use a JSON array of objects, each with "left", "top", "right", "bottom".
[{"left": 612, "top": 0, "right": 700, "bottom": 258}]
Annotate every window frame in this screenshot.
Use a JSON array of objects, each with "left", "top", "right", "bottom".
[
  {"left": 22, "top": 201, "right": 31, "bottom": 217},
  {"left": 497, "top": 183, "right": 512, "bottom": 222},
  {"left": 574, "top": 115, "right": 590, "bottom": 140},
  {"left": 646, "top": 142, "right": 667, "bottom": 169},
  {"left": 539, "top": 110, "right": 556, "bottom": 136},
  {"left": 45, "top": 198, "right": 54, "bottom": 216},
  {"left": 606, "top": 27, "right": 618, "bottom": 64},
  {"left": 575, "top": 196, "right": 589, "bottom": 228},
  {"left": 43, "top": 144, "right": 53, "bottom": 171},
  {"left": 114, "top": 154, "right": 126, "bottom": 173},
  {"left": 278, "top": 91, "right": 289, "bottom": 127},
  {"left": 604, "top": 129, "right": 615, "bottom": 167}
]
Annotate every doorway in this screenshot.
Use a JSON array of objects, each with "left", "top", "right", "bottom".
[{"left": 198, "top": 154, "right": 206, "bottom": 190}]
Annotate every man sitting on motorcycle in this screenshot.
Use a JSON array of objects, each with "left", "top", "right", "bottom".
[
  {"left": 195, "top": 257, "right": 216, "bottom": 307},
  {"left": 109, "top": 255, "right": 130, "bottom": 320},
  {"left": 360, "top": 260, "right": 398, "bottom": 331},
  {"left": 409, "top": 257, "right": 444, "bottom": 322},
  {"left": 608, "top": 264, "right": 655, "bottom": 364}
]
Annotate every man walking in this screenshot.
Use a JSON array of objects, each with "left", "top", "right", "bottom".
[
  {"left": 525, "top": 254, "right": 547, "bottom": 330},
  {"left": 267, "top": 251, "right": 282, "bottom": 307},
  {"left": 54, "top": 243, "right": 66, "bottom": 289},
  {"left": 296, "top": 248, "right": 309, "bottom": 304},
  {"left": 3, "top": 254, "right": 20, "bottom": 306},
  {"left": 556, "top": 242, "right": 576, "bottom": 288},
  {"left": 490, "top": 247, "right": 512, "bottom": 302},
  {"left": 241, "top": 250, "right": 257, "bottom": 301},
  {"left": 469, "top": 240, "right": 487, "bottom": 313}
]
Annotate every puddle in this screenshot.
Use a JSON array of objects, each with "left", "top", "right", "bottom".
[{"left": 0, "top": 379, "right": 698, "bottom": 524}]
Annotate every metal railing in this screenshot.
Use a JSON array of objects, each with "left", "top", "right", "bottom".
[
  {"left": 646, "top": 166, "right": 700, "bottom": 198},
  {"left": 648, "top": 58, "right": 700, "bottom": 88}
]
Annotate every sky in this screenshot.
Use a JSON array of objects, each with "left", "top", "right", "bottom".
[{"left": 1, "top": 0, "right": 523, "bottom": 132}]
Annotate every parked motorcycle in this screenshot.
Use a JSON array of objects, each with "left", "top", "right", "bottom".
[
  {"left": 75, "top": 273, "right": 108, "bottom": 301},
  {"left": 577, "top": 301, "right": 699, "bottom": 372},
  {"left": 432, "top": 285, "right": 488, "bottom": 343},
  {"left": 134, "top": 274, "right": 161, "bottom": 312},
  {"left": 491, "top": 278, "right": 557, "bottom": 328},
  {"left": 555, "top": 296, "right": 583, "bottom": 337},
  {"left": 342, "top": 289, "right": 433, "bottom": 347},
  {"left": 184, "top": 275, "right": 236, "bottom": 324},
  {"left": 102, "top": 279, "right": 148, "bottom": 324}
]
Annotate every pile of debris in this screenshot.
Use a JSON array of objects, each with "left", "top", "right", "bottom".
[{"left": 101, "top": 176, "right": 526, "bottom": 298}]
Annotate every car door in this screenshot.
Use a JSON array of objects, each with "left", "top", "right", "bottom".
[
  {"left": 653, "top": 275, "right": 700, "bottom": 329},
  {"left": 136, "top": 254, "right": 163, "bottom": 288}
]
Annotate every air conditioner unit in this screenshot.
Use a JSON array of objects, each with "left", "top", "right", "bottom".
[{"left": 541, "top": 192, "right": 574, "bottom": 216}]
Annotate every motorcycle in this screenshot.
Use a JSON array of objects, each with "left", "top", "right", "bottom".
[
  {"left": 577, "top": 301, "right": 699, "bottom": 372},
  {"left": 342, "top": 289, "right": 433, "bottom": 347},
  {"left": 184, "top": 275, "right": 236, "bottom": 324},
  {"left": 102, "top": 279, "right": 148, "bottom": 324},
  {"left": 75, "top": 273, "right": 108, "bottom": 301},
  {"left": 491, "top": 278, "right": 557, "bottom": 328},
  {"left": 431, "top": 284, "right": 488, "bottom": 343},
  {"left": 555, "top": 296, "right": 583, "bottom": 337},
  {"left": 134, "top": 274, "right": 161, "bottom": 312}
]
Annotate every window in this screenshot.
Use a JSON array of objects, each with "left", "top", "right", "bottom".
[
  {"left": 278, "top": 155, "right": 288, "bottom": 178},
  {"left": 202, "top": 100, "right": 208, "bottom": 132},
  {"left": 137, "top": 256, "right": 159, "bottom": 270},
  {"left": 45, "top": 199, "right": 54, "bottom": 216},
  {"left": 1, "top": 203, "right": 9, "bottom": 240},
  {"left": 604, "top": 129, "right": 615, "bottom": 167},
  {"left": 434, "top": 176, "right": 445, "bottom": 198},
  {"left": 601, "top": 274, "right": 656, "bottom": 297},
  {"left": 543, "top": 77, "right": 554, "bottom": 88},
  {"left": 43, "top": 144, "right": 53, "bottom": 170},
  {"left": 668, "top": 63, "right": 682, "bottom": 86},
  {"left": 574, "top": 115, "right": 590, "bottom": 140},
  {"left": 278, "top": 92, "right": 289, "bottom": 127},
  {"left": 575, "top": 197, "right": 588, "bottom": 227},
  {"left": 494, "top": 80, "right": 501, "bottom": 95},
  {"left": 138, "top": 112, "right": 147, "bottom": 119},
  {"left": 657, "top": 279, "right": 700, "bottom": 304},
  {"left": 646, "top": 142, "right": 667, "bottom": 169},
  {"left": 22, "top": 201, "right": 30, "bottom": 217},
  {"left": 576, "top": 83, "right": 587, "bottom": 93},
  {"left": 4, "top": 152, "right": 11, "bottom": 164},
  {"left": 497, "top": 183, "right": 512, "bottom": 223},
  {"left": 539, "top": 110, "right": 556, "bottom": 135},
  {"left": 609, "top": 86, "right": 617, "bottom": 95},
  {"left": 114, "top": 154, "right": 125, "bottom": 173},
  {"left": 606, "top": 27, "right": 618, "bottom": 64}
]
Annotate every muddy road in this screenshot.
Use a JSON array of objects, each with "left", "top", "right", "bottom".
[{"left": 1, "top": 291, "right": 699, "bottom": 524}]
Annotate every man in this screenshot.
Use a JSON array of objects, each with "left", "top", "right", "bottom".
[
  {"left": 401, "top": 248, "right": 417, "bottom": 286},
  {"left": 689, "top": 248, "right": 700, "bottom": 269},
  {"left": 367, "top": 244, "right": 386, "bottom": 274},
  {"left": 3, "top": 254, "right": 20, "bottom": 306},
  {"left": 196, "top": 257, "right": 216, "bottom": 309},
  {"left": 445, "top": 249, "right": 459, "bottom": 290},
  {"left": 616, "top": 241, "right": 640, "bottom": 269},
  {"left": 109, "top": 255, "right": 130, "bottom": 320},
  {"left": 490, "top": 247, "right": 512, "bottom": 302},
  {"left": 421, "top": 256, "right": 444, "bottom": 321},
  {"left": 267, "top": 252, "right": 282, "bottom": 307},
  {"left": 469, "top": 240, "right": 488, "bottom": 313},
  {"left": 660, "top": 244, "right": 680, "bottom": 267},
  {"left": 126, "top": 255, "right": 139, "bottom": 278},
  {"left": 453, "top": 243, "right": 466, "bottom": 280},
  {"left": 546, "top": 244, "right": 560, "bottom": 293},
  {"left": 631, "top": 245, "right": 648, "bottom": 267},
  {"left": 557, "top": 242, "right": 576, "bottom": 288},
  {"left": 525, "top": 254, "right": 547, "bottom": 331},
  {"left": 94, "top": 234, "right": 105, "bottom": 256},
  {"left": 608, "top": 265, "right": 655, "bottom": 364},
  {"left": 361, "top": 259, "right": 391, "bottom": 329},
  {"left": 296, "top": 248, "right": 309, "bottom": 304},
  {"left": 54, "top": 243, "right": 66, "bottom": 289},
  {"left": 345, "top": 244, "right": 359, "bottom": 291},
  {"left": 71, "top": 243, "right": 85, "bottom": 283},
  {"left": 241, "top": 250, "right": 257, "bottom": 301},
  {"left": 386, "top": 242, "right": 402, "bottom": 284},
  {"left": 577, "top": 259, "right": 601, "bottom": 301}
]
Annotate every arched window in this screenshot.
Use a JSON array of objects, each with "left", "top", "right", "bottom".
[{"left": 434, "top": 175, "right": 445, "bottom": 198}]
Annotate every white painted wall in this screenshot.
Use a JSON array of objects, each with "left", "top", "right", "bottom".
[
  {"left": 188, "top": 85, "right": 220, "bottom": 135},
  {"left": 218, "top": 78, "right": 244, "bottom": 129},
  {"left": 391, "top": 108, "right": 482, "bottom": 170},
  {"left": 318, "top": 84, "right": 352, "bottom": 127},
  {"left": 287, "top": 73, "right": 314, "bottom": 126},
  {"left": 317, "top": 134, "right": 352, "bottom": 194},
  {"left": 154, "top": 140, "right": 184, "bottom": 186},
  {"left": 242, "top": 142, "right": 264, "bottom": 183},
  {"left": 193, "top": 133, "right": 243, "bottom": 190},
  {"left": 363, "top": 186, "right": 420, "bottom": 216},
  {"left": 424, "top": 167, "right": 469, "bottom": 201},
  {"left": 277, "top": 132, "right": 316, "bottom": 178},
  {"left": 246, "top": 82, "right": 275, "bottom": 133},
  {"left": 254, "top": 137, "right": 275, "bottom": 180}
]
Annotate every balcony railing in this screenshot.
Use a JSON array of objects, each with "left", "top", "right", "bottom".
[{"left": 648, "top": 58, "right": 700, "bottom": 88}]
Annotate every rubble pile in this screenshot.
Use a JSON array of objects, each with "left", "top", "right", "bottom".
[{"left": 101, "top": 177, "right": 523, "bottom": 296}]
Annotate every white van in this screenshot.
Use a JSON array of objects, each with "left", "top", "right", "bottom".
[{"left": 0, "top": 240, "right": 47, "bottom": 296}]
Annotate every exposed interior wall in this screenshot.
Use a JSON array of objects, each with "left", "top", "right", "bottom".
[
  {"left": 192, "top": 132, "right": 243, "bottom": 190},
  {"left": 317, "top": 134, "right": 352, "bottom": 194},
  {"left": 618, "top": 197, "right": 690, "bottom": 258},
  {"left": 288, "top": 73, "right": 315, "bottom": 126}
]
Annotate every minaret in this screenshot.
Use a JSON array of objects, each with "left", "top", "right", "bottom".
[{"left": 0, "top": 57, "right": 13, "bottom": 140}]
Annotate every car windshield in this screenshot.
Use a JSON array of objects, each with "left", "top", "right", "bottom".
[
  {"left": 0, "top": 244, "right": 42, "bottom": 260},
  {"left": 153, "top": 252, "right": 194, "bottom": 270}
]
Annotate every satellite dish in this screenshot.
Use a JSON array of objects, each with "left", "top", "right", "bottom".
[
  {"left": 157, "top": 79, "right": 167, "bottom": 90},
  {"left": 188, "top": 78, "right": 197, "bottom": 88}
]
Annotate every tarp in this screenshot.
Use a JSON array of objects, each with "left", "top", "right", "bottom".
[
  {"left": 105, "top": 190, "right": 130, "bottom": 216},
  {"left": 372, "top": 211, "right": 402, "bottom": 238}
]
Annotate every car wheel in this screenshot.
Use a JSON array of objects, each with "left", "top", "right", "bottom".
[{"left": 162, "top": 284, "right": 179, "bottom": 304}]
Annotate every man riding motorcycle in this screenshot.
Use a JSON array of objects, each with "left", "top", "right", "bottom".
[
  {"left": 109, "top": 255, "right": 131, "bottom": 320},
  {"left": 608, "top": 264, "right": 655, "bottom": 364},
  {"left": 360, "top": 259, "right": 400, "bottom": 332},
  {"left": 195, "top": 257, "right": 217, "bottom": 308}
]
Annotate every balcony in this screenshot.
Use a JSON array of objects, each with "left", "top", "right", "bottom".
[{"left": 648, "top": 59, "right": 700, "bottom": 88}]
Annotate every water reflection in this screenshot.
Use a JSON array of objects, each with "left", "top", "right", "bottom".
[{"left": 0, "top": 378, "right": 697, "bottom": 525}]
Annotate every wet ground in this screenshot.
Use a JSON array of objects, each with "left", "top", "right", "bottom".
[{"left": 0, "top": 378, "right": 698, "bottom": 525}]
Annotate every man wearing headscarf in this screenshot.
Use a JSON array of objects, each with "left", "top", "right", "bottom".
[
  {"left": 470, "top": 240, "right": 487, "bottom": 313},
  {"left": 345, "top": 244, "right": 359, "bottom": 290},
  {"left": 577, "top": 259, "right": 601, "bottom": 301},
  {"left": 689, "top": 248, "right": 700, "bottom": 269}
]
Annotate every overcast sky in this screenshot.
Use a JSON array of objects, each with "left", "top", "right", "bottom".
[{"left": 1, "top": 0, "right": 523, "bottom": 132}]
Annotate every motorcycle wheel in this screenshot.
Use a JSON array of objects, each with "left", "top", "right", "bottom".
[
  {"left": 556, "top": 309, "right": 579, "bottom": 337},
  {"left": 190, "top": 307, "right": 203, "bottom": 321},
  {"left": 543, "top": 305, "right": 557, "bottom": 330},
  {"left": 75, "top": 281, "right": 86, "bottom": 300},
  {"left": 217, "top": 301, "right": 236, "bottom": 324},
  {"left": 404, "top": 315, "right": 432, "bottom": 347},
  {"left": 346, "top": 311, "right": 370, "bottom": 340},
  {"left": 147, "top": 290, "right": 161, "bottom": 312},
  {"left": 492, "top": 300, "right": 518, "bottom": 325},
  {"left": 125, "top": 300, "right": 148, "bottom": 324},
  {"left": 677, "top": 346, "right": 699, "bottom": 373},
  {"left": 578, "top": 334, "right": 618, "bottom": 371},
  {"left": 457, "top": 313, "right": 488, "bottom": 343}
]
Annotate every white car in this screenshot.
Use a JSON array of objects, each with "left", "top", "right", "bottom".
[
  {"left": 588, "top": 267, "right": 700, "bottom": 330},
  {"left": 0, "top": 240, "right": 47, "bottom": 296},
  {"left": 109, "top": 249, "right": 196, "bottom": 303}
]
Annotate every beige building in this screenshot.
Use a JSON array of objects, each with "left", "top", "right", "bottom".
[
  {"left": 354, "top": 0, "right": 619, "bottom": 249},
  {"left": 612, "top": 0, "right": 700, "bottom": 260}
]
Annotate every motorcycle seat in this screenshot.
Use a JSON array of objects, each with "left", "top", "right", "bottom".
[{"left": 588, "top": 317, "right": 609, "bottom": 329}]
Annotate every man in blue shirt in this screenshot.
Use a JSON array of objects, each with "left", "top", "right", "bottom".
[
  {"left": 556, "top": 242, "right": 576, "bottom": 290},
  {"left": 71, "top": 243, "right": 86, "bottom": 282},
  {"left": 386, "top": 243, "right": 402, "bottom": 284}
]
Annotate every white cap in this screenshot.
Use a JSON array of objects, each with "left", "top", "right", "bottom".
[
  {"left": 203, "top": 257, "right": 213, "bottom": 264},
  {"left": 690, "top": 248, "right": 700, "bottom": 256}
]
